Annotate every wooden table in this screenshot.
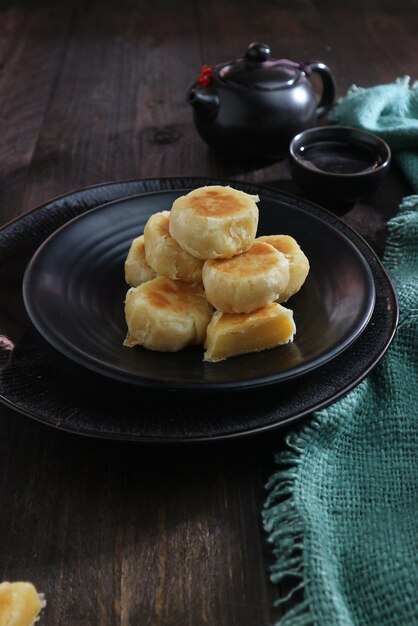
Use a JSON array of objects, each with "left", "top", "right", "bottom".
[{"left": 0, "top": 1, "right": 414, "bottom": 624}]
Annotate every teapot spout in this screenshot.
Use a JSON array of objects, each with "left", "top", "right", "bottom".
[{"left": 188, "top": 89, "right": 219, "bottom": 121}]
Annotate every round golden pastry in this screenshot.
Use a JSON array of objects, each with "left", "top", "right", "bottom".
[
  {"left": 257, "top": 234, "right": 310, "bottom": 302},
  {"left": 124, "top": 276, "right": 213, "bottom": 352},
  {"left": 169, "top": 185, "right": 259, "bottom": 259},
  {"left": 202, "top": 241, "right": 290, "bottom": 313},
  {"left": 144, "top": 211, "right": 204, "bottom": 283},
  {"left": 0, "top": 582, "right": 46, "bottom": 626},
  {"left": 204, "top": 303, "right": 296, "bottom": 362},
  {"left": 124, "top": 235, "right": 156, "bottom": 287}
]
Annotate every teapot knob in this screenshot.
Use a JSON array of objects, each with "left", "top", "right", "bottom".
[{"left": 245, "top": 42, "right": 271, "bottom": 63}]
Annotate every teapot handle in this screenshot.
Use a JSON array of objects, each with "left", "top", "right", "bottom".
[{"left": 305, "top": 61, "right": 336, "bottom": 119}]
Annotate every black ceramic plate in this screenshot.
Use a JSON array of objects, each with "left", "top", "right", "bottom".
[
  {"left": 22, "top": 189, "right": 375, "bottom": 391},
  {"left": 0, "top": 178, "right": 398, "bottom": 442}
]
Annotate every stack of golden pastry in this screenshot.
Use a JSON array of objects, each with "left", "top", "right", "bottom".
[{"left": 123, "top": 185, "right": 309, "bottom": 362}]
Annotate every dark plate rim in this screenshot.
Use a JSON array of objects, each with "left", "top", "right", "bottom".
[
  {"left": 22, "top": 188, "right": 376, "bottom": 391},
  {"left": 0, "top": 307, "right": 398, "bottom": 443}
]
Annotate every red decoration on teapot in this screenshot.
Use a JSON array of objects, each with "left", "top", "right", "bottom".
[{"left": 197, "top": 65, "right": 213, "bottom": 87}]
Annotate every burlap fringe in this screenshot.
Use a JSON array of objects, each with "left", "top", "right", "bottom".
[{"left": 263, "top": 422, "right": 322, "bottom": 626}]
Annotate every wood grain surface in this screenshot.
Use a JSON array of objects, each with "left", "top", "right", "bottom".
[{"left": 0, "top": 1, "right": 415, "bottom": 624}]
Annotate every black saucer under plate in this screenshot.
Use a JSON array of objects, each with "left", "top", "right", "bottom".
[{"left": 0, "top": 178, "right": 398, "bottom": 442}]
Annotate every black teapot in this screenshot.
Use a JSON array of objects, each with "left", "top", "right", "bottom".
[{"left": 188, "top": 42, "right": 336, "bottom": 160}]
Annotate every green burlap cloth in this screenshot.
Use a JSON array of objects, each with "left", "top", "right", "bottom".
[{"left": 263, "top": 78, "right": 418, "bottom": 626}]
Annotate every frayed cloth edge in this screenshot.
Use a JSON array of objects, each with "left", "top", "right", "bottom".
[{"left": 262, "top": 423, "right": 319, "bottom": 626}]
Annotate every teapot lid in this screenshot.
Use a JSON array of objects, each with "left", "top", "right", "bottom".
[{"left": 218, "top": 42, "right": 310, "bottom": 91}]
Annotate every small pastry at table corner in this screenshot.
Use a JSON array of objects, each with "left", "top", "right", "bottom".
[
  {"left": 202, "top": 241, "right": 290, "bottom": 313},
  {"left": 204, "top": 303, "right": 296, "bottom": 362},
  {"left": 169, "top": 185, "right": 259, "bottom": 259},
  {"left": 124, "top": 276, "right": 213, "bottom": 352},
  {"left": 124, "top": 234, "right": 156, "bottom": 287},
  {"left": 0, "top": 581, "right": 46, "bottom": 626},
  {"left": 257, "top": 234, "right": 310, "bottom": 302},
  {"left": 144, "top": 211, "right": 204, "bottom": 283}
]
